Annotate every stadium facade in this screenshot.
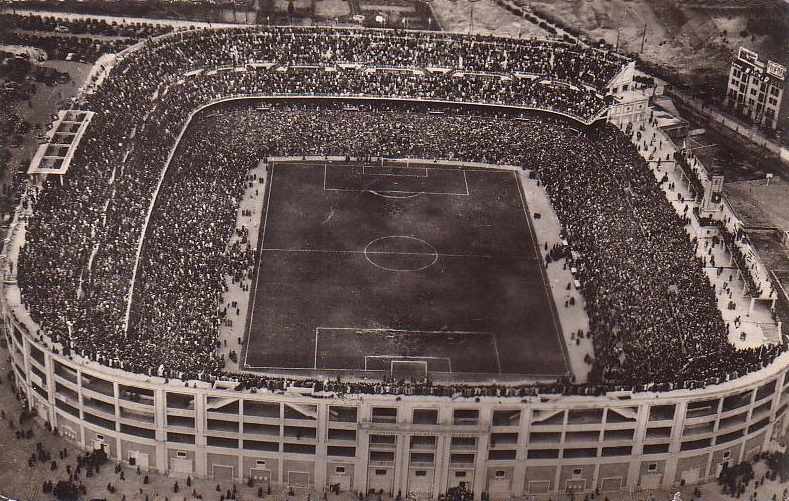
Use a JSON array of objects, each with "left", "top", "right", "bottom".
[
  {"left": 4, "top": 316, "right": 789, "bottom": 496},
  {"left": 2, "top": 26, "right": 788, "bottom": 499}
]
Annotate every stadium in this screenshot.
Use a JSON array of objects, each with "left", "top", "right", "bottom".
[{"left": 2, "top": 26, "right": 788, "bottom": 498}]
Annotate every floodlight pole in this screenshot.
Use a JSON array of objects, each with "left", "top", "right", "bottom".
[
  {"left": 468, "top": 0, "right": 481, "bottom": 35},
  {"left": 640, "top": 23, "right": 647, "bottom": 53}
]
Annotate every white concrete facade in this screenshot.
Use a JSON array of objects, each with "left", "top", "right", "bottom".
[{"left": 4, "top": 311, "right": 789, "bottom": 499}]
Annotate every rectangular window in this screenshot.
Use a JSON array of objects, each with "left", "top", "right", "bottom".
[
  {"left": 327, "top": 446, "right": 356, "bottom": 457},
  {"left": 413, "top": 409, "right": 438, "bottom": 425},
  {"left": 681, "top": 438, "right": 711, "bottom": 451},
  {"left": 648, "top": 463, "right": 657, "bottom": 472},
  {"left": 244, "top": 440, "right": 279, "bottom": 452},
  {"left": 488, "top": 450, "right": 516, "bottom": 461},
  {"left": 207, "top": 436, "right": 239, "bottom": 449},
  {"left": 453, "top": 409, "right": 479, "bottom": 425},
  {"left": 176, "top": 451, "right": 188, "bottom": 458},
  {"left": 375, "top": 470, "right": 387, "bottom": 476},
  {"left": 415, "top": 471, "right": 427, "bottom": 477},
  {"left": 495, "top": 471, "right": 506, "bottom": 479},
  {"left": 372, "top": 408, "right": 397, "bottom": 424},
  {"left": 643, "top": 444, "right": 669, "bottom": 455},
  {"left": 527, "top": 449, "right": 559, "bottom": 459},
  {"left": 167, "top": 433, "right": 195, "bottom": 444},
  {"left": 336, "top": 466, "right": 345, "bottom": 473},
  {"left": 602, "top": 446, "right": 632, "bottom": 457},
  {"left": 649, "top": 405, "right": 675, "bottom": 421},
  {"left": 328, "top": 406, "right": 357, "bottom": 423},
  {"left": 283, "top": 443, "right": 315, "bottom": 455}
]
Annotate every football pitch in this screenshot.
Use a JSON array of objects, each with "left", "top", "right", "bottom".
[{"left": 241, "top": 162, "right": 568, "bottom": 378}]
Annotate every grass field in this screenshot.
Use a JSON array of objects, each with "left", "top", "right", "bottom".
[{"left": 242, "top": 162, "right": 567, "bottom": 378}]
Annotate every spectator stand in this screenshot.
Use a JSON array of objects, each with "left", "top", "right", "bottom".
[
  {"left": 637, "top": 106, "right": 781, "bottom": 348},
  {"left": 7, "top": 25, "right": 784, "bottom": 397}
]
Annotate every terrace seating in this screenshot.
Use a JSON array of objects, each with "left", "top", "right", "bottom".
[{"left": 14, "top": 27, "right": 783, "bottom": 397}]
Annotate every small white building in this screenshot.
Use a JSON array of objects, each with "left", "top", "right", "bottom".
[{"left": 607, "top": 90, "right": 650, "bottom": 130}]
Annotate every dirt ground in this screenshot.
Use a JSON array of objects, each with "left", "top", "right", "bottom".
[
  {"left": 429, "top": 0, "right": 549, "bottom": 37},
  {"left": 724, "top": 178, "right": 789, "bottom": 230},
  {"left": 529, "top": 0, "right": 786, "bottom": 79},
  {"left": 314, "top": 0, "right": 351, "bottom": 19}
]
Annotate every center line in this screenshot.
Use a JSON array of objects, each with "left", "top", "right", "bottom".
[{"left": 260, "top": 247, "right": 492, "bottom": 259}]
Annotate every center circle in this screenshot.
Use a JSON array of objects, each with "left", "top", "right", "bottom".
[{"left": 363, "top": 235, "right": 439, "bottom": 272}]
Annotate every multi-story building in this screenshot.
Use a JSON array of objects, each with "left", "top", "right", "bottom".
[{"left": 724, "top": 47, "right": 786, "bottom": 130}]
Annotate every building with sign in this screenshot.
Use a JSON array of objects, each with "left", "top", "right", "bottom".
[{"left": 724, "top": 47, "right": 786, "bottom": 130}]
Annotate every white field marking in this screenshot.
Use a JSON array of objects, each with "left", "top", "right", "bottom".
[
  {"left": 365, "top": 355, "right": 452, "bottom": 359},
  {"left": 316, "top": 327, "right": 493, "bottom": 334},
  {"left": 314, "top": 326, "right": 319, "bottom": 369},
  {"left": 323, "top": 164, "right": 469, "bottom": 196},
  {"left": 363, "top": 235, "right": 439, "bottom": 272},
  {"left": 368, "top": 190, "right": 423, "bottom": 199},
  {"left": 513, "top": 171, "right": 570, "bottom": 372},
  {"left": 316, "top": 327, "right": 492, "bottom": 370},
  {"left": 242, "top": 164, "right": 274, "bottom": 370},
  {"left": 490, "top": 332, "right": 503, "bottom": 374},
  {"left": 512, "top": 171, "right": 539, "bottom": 261},
  {"left": 364, "top": 257, "right": 437, "bottom": 273},
  {"left": 325, "top": 186, "right": 470, "bottom": 196},
  {"left": 331, "top": 163, "right": 469, "bottom": 173},
  {"left": 365, "top": 355, "right": 449, "bottom": 373},
  {"left": 463, "top": 170, "right": 470, "bottom": 195},
  {"left": 259, "top": 247, "right": 492, "bottom": 259},
  {"left": 260, "top": 165, "right": 274, "bottom": 246},
  {"left": 362, "top": 165, "right": 429, "bottom": 177},
  {"left": 390, "top": 359, "right": 429, "bottom": 376}
]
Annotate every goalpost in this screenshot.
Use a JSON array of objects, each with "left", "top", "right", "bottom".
[{"left": 390, "top": 359, "right": 429, "bottom": 379}]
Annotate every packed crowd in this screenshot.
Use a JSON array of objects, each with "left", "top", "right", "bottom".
[
  {"left": 125, "top": 116, "right": 258, "bottom": 377},
  {"left": 147, "top": 27, "right": 626, "bottom": 90},
  {"left": 14, "top": 27, "right": 783, "bottom": 397},
  {"left": 174, "top": 67, "right": 605, "bottom": 120},
  {"left": 532, "top": 120, "right": 782, "bottom": 385}
]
